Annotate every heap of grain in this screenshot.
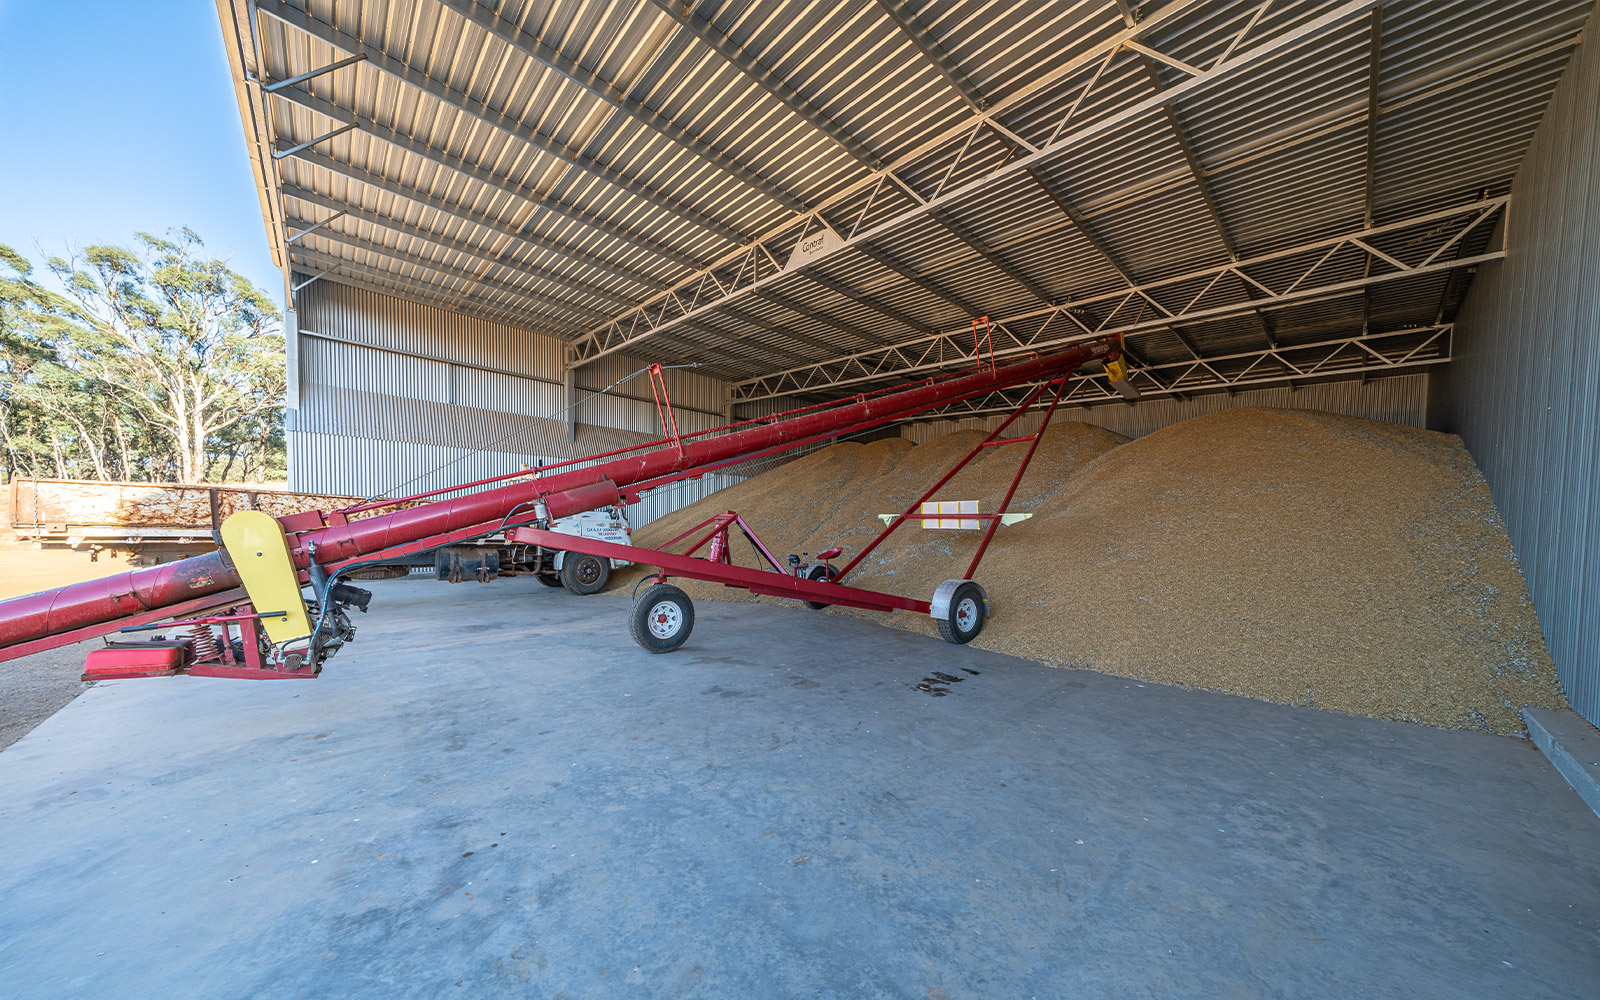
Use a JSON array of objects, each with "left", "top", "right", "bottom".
[{"left": 615, "top": 408, "right": 1565, "bottom": 734}]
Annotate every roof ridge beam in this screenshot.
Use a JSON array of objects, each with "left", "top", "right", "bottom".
[
  {"left": 643, "top": 0, "right": 884, "bottom": 169},
  {"left": 438, "top": 0, "right": 810, "bottom": 213},
  {"left": 256, "top": 0, "right": 749, "bottom": 244}
]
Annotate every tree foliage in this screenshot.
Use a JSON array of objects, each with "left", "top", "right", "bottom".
[{"left": 0, "top": 230, "right": 284, "bottom": 484}]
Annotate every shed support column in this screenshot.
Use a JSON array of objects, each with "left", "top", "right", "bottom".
[
  {"left": 564, "top": 351, "right": 577, "bottom": 445},
  {"left": 283, "top": 286, "right": 302, "bottom": 489},
  {"left": 284, "top": 292, "right": 300, "bottom": 412}
]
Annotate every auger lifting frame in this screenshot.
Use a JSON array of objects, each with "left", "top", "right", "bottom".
[{"left": 0, "top": 335, "right": 1121, "bottom": 673}]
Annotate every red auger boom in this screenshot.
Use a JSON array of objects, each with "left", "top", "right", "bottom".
[{"left": 0, "top": 336, "right": 1118, "bottom": 665}]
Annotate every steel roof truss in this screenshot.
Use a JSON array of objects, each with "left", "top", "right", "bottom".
[
  {"left": 914, "top": 325, "right": 1450, "bottom": 419},
  {"left": 567, "top": 0, "right": 1219, "bottom": 366},
  {"left": 729, "top": 200, "right": 1499, "bottom": 400}
]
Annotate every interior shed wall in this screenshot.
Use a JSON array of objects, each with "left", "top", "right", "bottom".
[
  {"left": 897, "top": 374, "right": 1431, "bottom": 444},
  {"left": 285, "top": 281, "right": 740, "bottom": 526},
  {"left": 1428, "top": 30, "right": 1600, "bottom": 726}
]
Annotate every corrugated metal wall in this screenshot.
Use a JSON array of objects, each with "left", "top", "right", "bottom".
[
  {"left": 289, "top": 281, "right": 738, "bottom": 525},
  {"left": 1428, "top": 30, "right": 1600, "bottom": 726},
  {"left": 899, "top": 374, "right": 1431, "bottom": 443}
]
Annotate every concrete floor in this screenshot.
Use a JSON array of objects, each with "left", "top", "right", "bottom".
[{"left": 1, "top": 579, "right": 1596, "bottom": 999}]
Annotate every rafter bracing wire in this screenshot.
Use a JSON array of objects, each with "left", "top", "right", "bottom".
[
  {"left": 436, "top": 0, "right": 812, "bottom": 215},
  {"left": 751, "top": 287, "right": 892, "bottom": 348},
  {"left": 267, "top": 87, "right": 705, "bottom": 274},
  {"left": 641, "top": 0, "right": 885, "bottom": 169},
  {"left": 854, "top": 242, "right": 987, "bottom": 318},
  {"left": 840, "top": 11, "right": 1064, "bottom": 312},
  {"left": 800, "top": 271, "right": 937, "bottom": 336},
  {"left": 255, "top": 0, "right": 750, "bottom": 246},
  {"left": 289, "top": 224, "right": 615, "bottom": 327},
  {"left": 870, "top": 0, "right": 987, "bottom": 112},
  {"left": 280, "top": 186, "right": 643, "bottom": 309}
]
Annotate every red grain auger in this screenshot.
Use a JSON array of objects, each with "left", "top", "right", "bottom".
[{"left": 0, "top": 335, "right": 1123, "bottom": 679}]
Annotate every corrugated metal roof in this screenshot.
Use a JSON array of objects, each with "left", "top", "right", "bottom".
[{"left": 217, "top": 0, "right": 1592, "bottom": 408}]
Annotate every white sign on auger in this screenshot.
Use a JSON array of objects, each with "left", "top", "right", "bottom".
[{"left": 877, "top": 502, "right": 1033, "bottom": 530}]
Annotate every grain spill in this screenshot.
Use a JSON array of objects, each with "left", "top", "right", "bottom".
[{"left": 616, "top": 408, "right": 1564, "bottom": 734}]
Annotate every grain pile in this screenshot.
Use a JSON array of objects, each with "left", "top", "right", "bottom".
[{"left": 616, "top": 408, "right": 1566, "bottom": 734}]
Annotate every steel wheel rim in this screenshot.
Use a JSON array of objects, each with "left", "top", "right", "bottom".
[
  {"left": 955, "top": 596, "right": 978, "bottom": 632},
  {"left": 648, "top": 601, "right": 682, "bottom": 638},
  {"left": 576, "top": 557, "right": 602, "bottom": 586}
]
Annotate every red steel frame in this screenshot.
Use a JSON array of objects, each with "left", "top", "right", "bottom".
[
  {"left": 504, "top": 376, "right": 1073, "bottom": 620},
  {"left": 112, "top": 607, "right": 320, "bottom": 680},
  {"left": 508, "top": 524, "right": 932, "bottom": 614},
  {"left": 0, "top": 337, "right": 1120, "bottom": 662}
]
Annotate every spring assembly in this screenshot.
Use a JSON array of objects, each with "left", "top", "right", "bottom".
[{"left": 188, "top": 623, "right": 222, "bottom": 662}]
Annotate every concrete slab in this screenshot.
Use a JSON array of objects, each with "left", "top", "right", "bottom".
[
  {"left": 2, "top": 578, "right": 1598, "bottom": 999},
  {"left": 1524, "top": 707, "right": 1600, "bottom": 821}
]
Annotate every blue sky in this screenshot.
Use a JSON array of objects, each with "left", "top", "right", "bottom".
[{"left": 0, "top": 1, "right": 281, "bottom": 298}]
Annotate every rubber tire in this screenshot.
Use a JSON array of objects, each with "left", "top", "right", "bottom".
[
  {"left": 561, "top": 553, "right": 611, "bottom": 595},
  {"left": 935, "top": 582, "right": 986, "bottom": 644},
  {"left": 630, "top": 584, "right": 694, "bottom": 653},
  {"left": 803, "top": 564, "right": 838, "bottom": 610},
  {"left": 536, "top": 573, "right": 564, "bottom": 588}
]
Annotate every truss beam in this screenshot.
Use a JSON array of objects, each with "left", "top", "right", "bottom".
[
  {"left": 912, "top": 326, "right": 1451, "bottom": 421},
  {"left": 569, "top": 0, "right": 1375, "bottom": 367},
  {"left": 729, "top": 199, "right": 1501, "bottom": 401}
]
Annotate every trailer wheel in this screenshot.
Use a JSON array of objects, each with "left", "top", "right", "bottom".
[
  {"left": 803, "top": 564, "right": 838, "bottom": 610},
  {"left": 536, "top": 572, "right": 563, "bottom": 587},
  {"left": 630, "top": 584, "right": 694, "bottom": 653},
  {"left": 935, "top": 581, "right": 986, "bottom": 644},
  {"left": 561, "top": 553, "right": 611, "bottom": 595}
]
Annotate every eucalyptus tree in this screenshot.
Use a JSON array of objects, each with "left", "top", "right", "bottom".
[{"left": 0, "top": 231, "right": 285, "bottom": 483}]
